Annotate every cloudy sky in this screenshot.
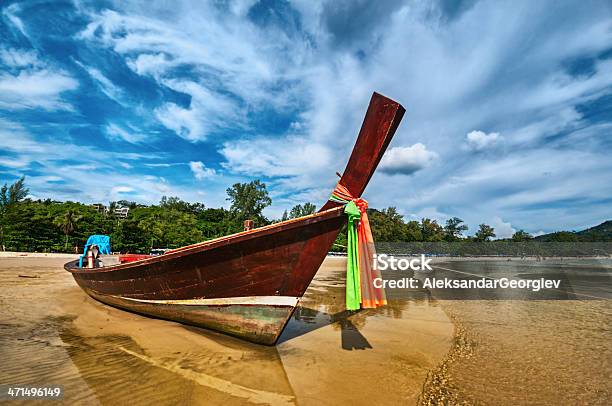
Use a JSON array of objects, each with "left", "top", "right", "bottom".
[{"left": 1, "top": 0, "right": 611, "bottom": 237}]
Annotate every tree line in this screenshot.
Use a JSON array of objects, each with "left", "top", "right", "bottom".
[{"left": 0, "top": 177, "right": 576, "bottom": 254}]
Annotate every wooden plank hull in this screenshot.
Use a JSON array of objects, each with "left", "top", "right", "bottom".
[
  {"left": 85, "top": 289, "right": 297, "bottom": 345},
  {"left": 66, "top": 208, "right": 346, "bottom": 344}
]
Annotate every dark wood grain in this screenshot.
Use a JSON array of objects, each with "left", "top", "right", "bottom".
[{"left": 320, "top": 92, "right": 405, "bottom": 210}]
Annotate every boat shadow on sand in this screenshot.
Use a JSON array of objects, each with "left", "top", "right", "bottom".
[{"left": 278, "top": 307, "right": 374, "bottom": 350}]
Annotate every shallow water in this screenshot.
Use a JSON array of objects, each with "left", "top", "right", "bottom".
[
  {"left": 0, "top": 257, "right": 452, "bottom": 405},
  {"left": 420, "top": 259, "right": 612, "bottom": 405}
]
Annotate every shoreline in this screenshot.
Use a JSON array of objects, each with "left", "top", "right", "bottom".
[
  {"left": 1, "top": 251, "right": 609, "bottom": 261},
  {"left": 0, "top": 251, "right": 79, "bottom": 258}
]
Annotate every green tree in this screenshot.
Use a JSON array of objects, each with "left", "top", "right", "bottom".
[
  {"left": 226, "top": 180, "right": 272, "bottom": 225},
  {"left": 540, "top": 231, "right": 578, "bottom": 242},
  {"left": 444, "top": 217, "right": 468, "bottom": 241},
  {"left": 197, "top": 207, "right": 237, "bottom": 238},
  {"left": 405, "top": 220, "right": 423, "bottom": 241},
  {"left": 474, "top": 224, "right": 496, "bottom": 241},
  {"left": 111, "top": 217, "right": 149, "bottom": 253},
  {"left": 368, "top": 207, "right": 407, "bottom": 242},
  {"left": 512, "top": 230, "right": 533, "bottom": 242},
  {"left": 54, "top": 210, "right": 83, "bottom": 251},
  {"left": 138, "top": 207, "right": 203, "bottom": 250},
  {"left": 289, "top": 202, "right": 316, "bottom": 219},
  {"left": 421, "top": 218, "right": 444, "bottom": 241},
  {"left": 162, "top": 210, "right": 202, "bottom": 248},
  {"left": 160, "top": 196, "right": 205, "bottom": 214},
  {"left": 0, "top": 176, "right": 29, "bottom": 250},
  {"left": 138, "top": 211, "right": 163, "bottom": 249},
  {"left": 331, "top": 224, "right": 348, "bottom": 252},
  {"left": 4, "top": 201, "right": 59, "bottom": 252}
]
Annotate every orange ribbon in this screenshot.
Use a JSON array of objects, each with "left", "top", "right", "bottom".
[{"left": 330, "top": 183, "right": 387, "bottom": 309}]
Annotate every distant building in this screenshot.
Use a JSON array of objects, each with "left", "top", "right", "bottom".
[
  {"left": 92, "top": 203, "right": 108, "bottom": 214},
  {"left": 114, "top": 206, "right": 129, "bottom": 218}
]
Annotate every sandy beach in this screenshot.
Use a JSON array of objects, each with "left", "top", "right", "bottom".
[
  {"left": 0, "top": 256, "right": 453, "bottom": 405},
  {"left": 0, "top": 255, "right": 610, "bottom": 404}
]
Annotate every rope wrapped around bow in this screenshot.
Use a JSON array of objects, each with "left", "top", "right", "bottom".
[{"left": 330, "top": 183, "right": 387, "bottom": 310}]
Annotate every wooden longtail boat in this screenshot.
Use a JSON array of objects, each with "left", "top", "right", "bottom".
[{"left": 64, "top": 92, "right": 405, "bottom": 345}]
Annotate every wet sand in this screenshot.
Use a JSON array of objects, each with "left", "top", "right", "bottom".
[
  {"left": 420, "top": 259, "right": 612, "bottom": 405},
  {"left": 0, "top": 256, "right": 453, "bottom": 405},
  {"left": 420, "top": 299, "right": 611, "bottom": 405}
]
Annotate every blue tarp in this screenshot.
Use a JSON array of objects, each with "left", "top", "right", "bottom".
[{"left": 79, "top": 235, "right": 111, "bottom": 267}]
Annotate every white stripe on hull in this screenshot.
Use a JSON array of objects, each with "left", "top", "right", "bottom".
[{"left": 112, "top": 295, "right": 300, "bottom": 307}]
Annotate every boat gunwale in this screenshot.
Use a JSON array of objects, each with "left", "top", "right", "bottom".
[{"left": 65, "top": 206, "right": 345, "bottom": 274}]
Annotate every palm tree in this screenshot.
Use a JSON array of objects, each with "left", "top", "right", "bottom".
[
  {"left": 0, "top": 176, "right": 29, "bottom": 251},
  {"left": 54, "top": 210, "right": 82, "bottom": 251}
]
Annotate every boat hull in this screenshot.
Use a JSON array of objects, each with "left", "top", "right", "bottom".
[
  {"left": 66, "top": 207, "right": 346, "bottom": 344},
  {"left": 85, "top": 288, "right": 298, "bottom": 344}
]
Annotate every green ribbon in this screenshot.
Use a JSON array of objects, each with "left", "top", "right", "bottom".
[{"left": 344, "top": 200, "right": 361, "bottom": 310}]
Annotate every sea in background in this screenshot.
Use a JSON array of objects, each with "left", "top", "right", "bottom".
[
  {"left": 416, "top": 257, "right": 612, "bottom": 405},
  {"left": 0, "top": 255, "right": 610, "bottom": 405}
]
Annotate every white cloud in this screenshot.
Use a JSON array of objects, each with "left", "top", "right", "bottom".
[
  {"left": 105, "top": 123, "right": 146, "bottom": 143},
  {"left": 465, "top": 130, "right": 502, "bottom": 151},
  {"left": 221, "top": 136, "right": 332, "bottom": 179},
  {"left": 154, "top": 79, "right": 244, "bottom": 141},
  {"left": 76, "top": 5, "right": 299, "bottom": 140},
  {"left": 40, "top": 176, "right": 63, "bottom": 182},
  {"left": 0, "top": 119, "right": 218, "bottom": 206},
  {"left": 3, "top": 4, "right": 27, "bottom": 37},
  {"left": 0, "top": 69, "right": 78, "bottom": 110},
  {"left": 154, "top": 103, "right": 203, "bottom": 141},
  {"left": 189, "top": 161, "right": 216, "bottom": 180},
  {"left": 408, "top": 207, "right": 451, "bottom": 222},
  {"left": 0, "top": 119, "right": 147, "bottom": 165},
  {"left": 227, "top": 0, "right": 259, "bottom": 17},
  {"left": 126, "top": 53, "right": 169, "bottom": 77},
  {"left": 111, "top": 186, "right": 135, "bottom": 195},
  {"left": 379, "top": 143, "right": 438, "bottom": 175},
  {"left": 490, "top": 216, "right": 516, "bottom": 239},
  {"left": 0, "top": 156, "right": 30, "bottom": 169},
  {"left": 144, "top": 163, "right": 182, "bottom": 168},
  {"left": 0, "top": 43, "right": 77, "bottom": 111},
  {"left": 390, "top": 147, "right": 612, "bottom": 234},
  {"left": 74, "top": 60, "right": 124, "bottom": 103},
  {"left": 0, "top": 48, "right": 39, "bottom": 67}
]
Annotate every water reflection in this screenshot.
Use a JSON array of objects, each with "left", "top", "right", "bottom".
[
  {"left": 280, "top": 307, "right": 372, "bottom": 350},
  {"left": 378, "top": 259, "right": 612, "bottom": 300},
  {"left": 59, "top": 320, "right": 297, "bottom": 405},
  {"left": 281, "top": 266, "right": 432, "bottom": 349}
]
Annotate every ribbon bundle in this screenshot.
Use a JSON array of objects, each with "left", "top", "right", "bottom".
[{"left": 330, "top": 183, "right": 387, "bottom": 310}]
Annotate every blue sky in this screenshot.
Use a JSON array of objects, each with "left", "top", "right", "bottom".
[{"left": 0, "top": 0, "right": 611, "bottom": 237}]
